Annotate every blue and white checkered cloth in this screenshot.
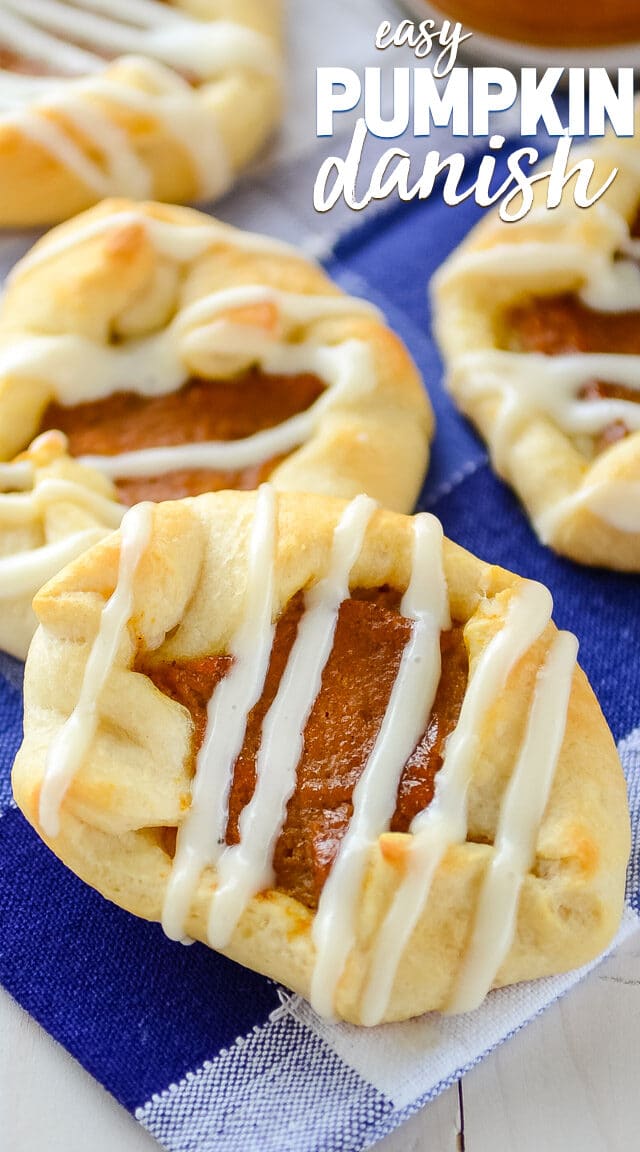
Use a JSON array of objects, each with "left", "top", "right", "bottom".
[{"left": 1, "top": 152, "right": 639, "bottom": 1152}]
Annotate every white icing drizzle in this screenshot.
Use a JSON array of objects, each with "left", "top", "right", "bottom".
[
  {"left": 0, "top": 525, "right": 106, "bottom": 599},
  {"left": 38, "top": 500, "right": 152, "bottom": 838},
  {"left": 0, "top": 282, "right": 380, "bottom": 482},
  {"left": 0, "top": 0, "right": 280, "bottom": 198},
  {"left": 0, "top": 3, "right": 98, "bottom": 74},
  {"left": 448, "top": 629, "right": 578, "bottom": 1013},
  {"left": 535, "top": 480, "right": 640, "bottom": 540},
  {"left": 12, "top": 99, "right": 151, "bottom": 198},
  {"left": 161, "top": 483, "right": 277, "bottom": 943},
  {"left": 0, "top": 476, "right": 123, "bottom": 526},
  {"left": 0, "top": 442, "right": 124, "bottom": 605},
  {"left": 30, "top": 477, "right": 124, "bottom": 526},
  {"left": 206, "top": 494, "right": 377, "bottom": 951},
  {"left": 569, "top": 481, "right": 640, "bottom": 533},
  {"left": 442, "top": 205, "right": 640, "bottom": 536},
  {"left": 310, "top": 513, "right": 450, "bottom": 1018},
  {"left": 78, "top": 59, "right": 231, "bottom": 199},
  {"left": 456, "top": 349, "right": 640, "bottom": 462},
  {"left": 81, "top": 342, "right": 375, "bottom": 480},
  {"left": 0, "top": 459, "right": 33, "bottom": 490},
  {"left": 0, "top": 1, "right": 279, "bottom": 82},
  {"left": 359, "top": 579, "right": 554, "bottom": 1026}
]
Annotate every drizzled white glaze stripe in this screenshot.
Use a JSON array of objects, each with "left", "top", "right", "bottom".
[
  {"left": 13, "top": 100, "right": 151, "bottom": 198},
  {"left": 0, "top": 0, "right": 278, "bottom": 81},
  {"left": 73, "top": 0, "right": 185, "bottom": 29},
  {"left": 38, "top": 500, "right": 152, "bottom": 838},
  {"left": 310, "top": 513, "right": 450, "bottom": 1018},
  {"left": 0, "top": 492, "right": 36, "bottom": 522},
  {"left": 80, "top": 343, "right": 373, "bottom": 480},
  {"left": 30, "top": 477, "right": 124, "bottom": 526},
  {"left": 0, "top": 288, "right": 378, "bottom": 406},
  {"left": 206, "top": 494, "right": 378, "bottom": 951},
  {"left": 0, "top": 526, "right": 106, "bottom": 599},
  {"left": 0, "top": 283, "right": 379, "bottom": 482},
  {"left": 81, "top": 408, "right": 318, "bottom": 479},
  {"left": 82, "top": 61, "right": 232, "bottom": 199},
  {"left": 360, "top": 579, "right": 554, "bottom": 1026},
  {"left": 448, "top": 629, "right": 578, "bottom": 1013},
  {"left": 456, "top": 349, "right": 640, "bottom": 447},
  {"left": 0, "top": 3, "right": 100, "bottom": 74},
  {"left": 162, "top": 484, "right": 277, "bottom": 944},
  {"left": 0, "top": 460, "right": 33, "bottom": 490},
  {"left": 3, "top": 0, "right": 136, "bottom": 65},
  {"left": 0, "top": 73, "right": 73, "bottom": 106},
  {"left": 441, "top": 227, "right": 640, "bottom": 314},
  {"left": 0, "top": 476, "right": 124, "bottom": 526}
]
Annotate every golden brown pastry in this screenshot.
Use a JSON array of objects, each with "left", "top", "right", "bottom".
[
  {"left": 0, "top": 430, "right": 122, "bottom": 659},
  {"left": 0, "top": 198, "right": 433, "bottom": 513},
  {"left": 12, "top": 489, "right": 630, "bottom": 1023},
  {"left": 0, "top": 0, "right": 282, "bottom": 226},
  {"left": 433, "top": 124, "right": 640, "bottom": 570}
]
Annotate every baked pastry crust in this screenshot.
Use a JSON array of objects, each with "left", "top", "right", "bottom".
[
  {"left": 0, "top": 1, "right": 282, "bottom": 226},
  {"left": 0, "top": 198, "right": 432, "bottom": 514},
  {"left": 0, "top": 430, "right": 122, "bottom": 659},
  {"left": 12, "top": 489, "right": 630, "bottom": 1023},
  {"left": 433, "top": 123, "right": 640, "bottom": 570}
]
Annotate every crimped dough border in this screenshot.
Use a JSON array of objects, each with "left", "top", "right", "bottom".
[
  {"left": 12, "top": 491, "right": 630, "bottom": 1023},
  {"left": 0, "top": 432, "right": 122, "bottom": 659}
]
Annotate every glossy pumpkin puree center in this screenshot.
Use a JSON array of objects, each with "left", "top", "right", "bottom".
[
  {"left": 137, "top": 590, "right": 469, "bottom": 911},
  {"left": 40, "top": 369, "right": 326, "bottom": 504},
  {"left": 504, "top": 293, "right": 640, "bottom": 452}
]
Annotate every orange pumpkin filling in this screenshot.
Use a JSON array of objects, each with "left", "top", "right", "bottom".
[
  {"left": 504, "top": 293, "right": 640, "bottom": 453},
  {"left": 40, "top": 369, "right": 326, "bottom": 504},
  {"left": 137, "top": 590, "right": 469, "bottom": 910}
]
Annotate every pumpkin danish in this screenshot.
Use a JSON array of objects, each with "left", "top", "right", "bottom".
[
  {"left": 12, "top": 489, "right": 630, "bottom": 1022},
  {"left": 0, "top": 198, "right": 432, "bottom": 513},
  {"left": 433, "top": 121, "right": 640, "bottom": 570}
]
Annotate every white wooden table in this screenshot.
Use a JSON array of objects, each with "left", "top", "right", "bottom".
[{"left": 1, "top": 1, "right": 638, "bottom": 1148}]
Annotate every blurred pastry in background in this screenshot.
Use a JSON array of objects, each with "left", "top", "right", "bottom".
[{"left": 0, "top": 1, "right": 283, "bottom": 226}]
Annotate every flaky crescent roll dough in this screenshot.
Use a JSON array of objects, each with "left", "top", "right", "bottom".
[
  {"left": 0, "top": 198, "right": 432, "bottom": 515},
  {"left": 12, "top": 490, "right": 629, "bottom": 1023},
  {"left": 433, "top": 120, "right": 640, "bottom": 570},
  {"left": 0, "top": 1, "right": 282, "bottom": 226},
  {"left": 0, "top": 430, "right": 123, "bottom": 659}
]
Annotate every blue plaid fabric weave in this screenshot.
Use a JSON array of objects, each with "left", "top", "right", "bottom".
[{"left": 1, "top": 171, "right": 638, "bottom": 1152}]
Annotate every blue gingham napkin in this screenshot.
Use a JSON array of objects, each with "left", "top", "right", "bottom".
[{"left": 1, "top": 149, "right": 639, "bottom": 1152}]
